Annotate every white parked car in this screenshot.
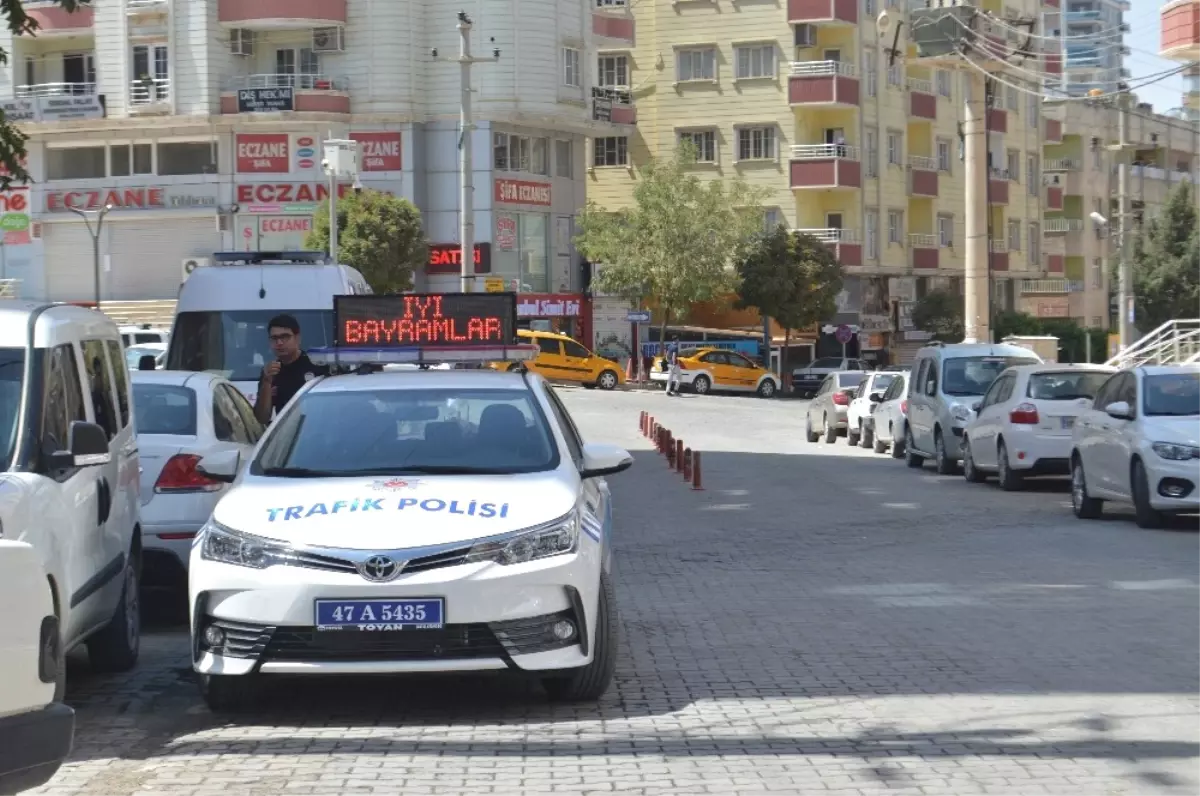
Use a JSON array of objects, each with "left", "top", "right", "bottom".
[
  {"left": 869, "top": 371, "right": 911, "bottom": 456},
  {"left": 126, "top": 343, "right": 166, "bottom": 371},
  {"left": 1070, "top": 365, "right": 1200, "bottom": 529},
  {"left": 132, "top": 371, "right": 264, "bottom": 592},
  {"left": 0, "top": 540, "right": 74, "bottom": 793},
  {"left": 188, "top": 354, "right": 632, "bottom": 712},
  {"left": 847, "top": 368, "right": 907, "bottom": 447},
  {"left": 119, "top": 325, "right": 170, "bottom": 349},
  {"left": 961, "top": 364, "right": 1116, "bottom": 490}
]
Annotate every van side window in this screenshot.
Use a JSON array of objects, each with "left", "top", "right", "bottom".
[
  {"left": 537, "top": 338, "right": 562, "bottom": 356},
  {"left": 41, "top": 344, "right": 87, "bottom": 462},
  {"left": 912, "top": 360, "right": 928, "bottom": 396},
  {"left": 82, "top": 340, "right": 118, "bottom": 439},
  {"left": 105, "top": 339, "right": 131, "bottom": 429},
  {"left": 925, "top": 359, "right": 940, "bottom": 396}
]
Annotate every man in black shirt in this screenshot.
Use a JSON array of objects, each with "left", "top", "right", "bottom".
[{"left": 254, "top": 314, "right": 328, "bottom": 423}]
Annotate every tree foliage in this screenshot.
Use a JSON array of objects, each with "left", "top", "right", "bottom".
[
  {"left": 574, "top": 142, "right": 766, "bottom": 343},
  {"left": 305, "top": 190, "right": 427, "bottom": 293},
  {"left": 994, "top": 310, "right": 1108, "bottom": 363},
  {"left": 734, "top": 226, "right": 844, "bottom": 333},
  {"left": 911, "top": 288, "right": 964, "bottom": 342},
  {"left": 1129, "top": 180, "right": 1199, "bottom": 331}
]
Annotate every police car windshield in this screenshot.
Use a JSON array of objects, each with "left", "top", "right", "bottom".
[
  {"left": 251, "top": 387, "right": 560, "bottom": 477},
  {"left": 167, "top": 310, "right": 335, "bottom": 382}
]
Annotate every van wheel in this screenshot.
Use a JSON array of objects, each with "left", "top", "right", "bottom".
[
  {"left": 904, "top": 427, "right": 924, "bottom": 468},
  {"left": 87, "top": 558, "right": 140, "bottom": 673},
  {"left": 597, "top": 370, "right": 619, "bottom": 391},
  {"left": 199, "top": 674, "right": 259, "bottom": 713},
  {"left": 933, "top": 428, "right": 958, "bottom": 475},
  {"left": 543, "top": 573, "right": 617, "bottom": 702}
]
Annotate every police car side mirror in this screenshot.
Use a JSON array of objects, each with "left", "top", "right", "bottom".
[
  {"left": 196, "top": 449, "right": 241, "bottom": 484},
  {"left": 49, "top": 420, "right": 111, "bottom": 469},
  {"left": 579, "top": 443, "right": 633, "bottom": 479}
]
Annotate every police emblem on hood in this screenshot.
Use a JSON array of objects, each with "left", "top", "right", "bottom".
[{"left": 370, "top": 478, "right": 422, "bottom": 491}]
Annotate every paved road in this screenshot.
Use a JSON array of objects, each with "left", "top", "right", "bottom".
[{"left": 35, "top": 389, "right": 1199, "bottom": 796}]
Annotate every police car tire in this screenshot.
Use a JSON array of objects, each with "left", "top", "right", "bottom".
[
  {"left": 87, "top": 558, "right": 139, "bottom": 673},
  {"left": 542, "top": 572, "right": 617, "bottom": 703},
  {"left": 200, "top": 674, "right": 258, "bottom": 713}
]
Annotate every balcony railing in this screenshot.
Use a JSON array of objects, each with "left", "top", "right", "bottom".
[
  {"left": 1044, "top": 218, "right": 1083, "bottom": 233},
  {"left": 789, "top": 60, "right": 856, "bottom": 78},
  {"left": 592, "top": 85, "right": 632, "bottom": 105},
  {"left": 1020, "top": 279, "right": 1084, "bottom": 294},
  {"left": 989, "top": 167, "right": 1010, "bottom": 180},
  {"left": 127, "top": 0, "right": 166, "bottom": 9},
  {"left": 794, "top": 227, "right": 858, "bottom": 243},
  {"left": 907, "top": 155, "right": 936, "bottom": 171},
  {"left": 989, "top": 240, "right": 1008, "bottom": 253},
  {"left": 909, "top": 233, "right": 937, "bottom": 248},
  {"left": 129, "top": 77, "right": 169, "bottom": 105},
  {"left": 791, "top": 143, "right": 858, "bottom": 160},
  {"left": 226, "top": 73, "right": 349, "bottom": 91},
  {"left": 15, "top": 81, "right": 95, "bottom": 98},
  {"left": 1044, "top": 158, "right": 1079, "bottom": 171},
  {"left": 906, "top": 77, "right": 933, "bottom": 94}
]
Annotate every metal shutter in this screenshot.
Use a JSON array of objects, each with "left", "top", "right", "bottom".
[
  {"left": 42, "top": 222, "right": 98, "bottom": 302},
  {"left": 108, "top": 218, "right": 217, "bottom": 300}
]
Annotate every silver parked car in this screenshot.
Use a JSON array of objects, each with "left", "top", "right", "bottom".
[
  {"left": 132, "top": 371, "right": 263, "bottom": 593},
  {"left": 804, "top": 371, "right": 868, "bottom": 443}
]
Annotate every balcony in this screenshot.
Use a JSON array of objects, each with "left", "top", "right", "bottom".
[
  {"left": 795, "top": 228, "right": 862, "bottom": 267},
  {"left": 787, "top": 0, "right": 857, "bottom": 25},
  {"left": 127, "top": 0, "right": 167, "bottom": 15},
  {"left": 986, "top": 108, "right": 1007, "bottom": 133},
  {"left": 907, "top": 155, "right": 938, "bottom": 197},
  {"left": 15, "top": 81, "right": 95, "bottom": 98},
  {"left": 1044, "top": 118, "right": 1062, "bottom": 143},
  {"left": 220, "top": 73, "right": 350, "bottom": 115},
  {"left": 909, "top": 234, "right": 938, "bottom": 269},
  {"left": 591, "top": 87, "right": 635, "bottom": 125},
  {"left": 1064, "top": 9, "right": 1102, "bottom": 22},
  {"left": 1044, "top": 158, "right": 1080, "bottom": 172},
  {"left": 907, "top": 79, "right": 936, "bottom": 119},
  {"left": 989, "top": 240, "right": 1009, "bottom": 271},
  {"left": 218, "top": 0, "right": 347, "bottom": 27},
  {"left": 1044, "top": 217, "right": 1083, "bottom": 234},
  {"left": 789, "top": 144, "right": 861, "bottom": 190},
  {"left": 1044, "top": 254, "right": 1065, "bottom": 273},
  {"left": 129, "top": 77, "right": 170, "bottom": 111},
  {"left": 1021, "top": 278, "right": 1083, "bottom": 294},
  {"left": 1045, "top": 52, "right": 1062, "bottom": 74},
  {"left": 788, "top": 61, "right": 859, "bottom": 106},
  {"left": 24, "top": 1, "right": 93, "bottom": 34},
  {"left": 988, "top": 170, "right": 1009, "bottom": 204},
  {"left": 1045, "top": 184, "right": 1064, "bottom": 210},
  {"left": 592, "top": 9, "right": 634, "bottom": 43}
]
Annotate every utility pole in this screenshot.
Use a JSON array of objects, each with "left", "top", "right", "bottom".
[
  {"left": 1115, "top": 92, "right": 1132, "bottom": 350},
  {"left": 435, "top": 13, "right": 501, "bottom": 293},
  {"left": 962, "top": 69, "right": 990, "bottom": 344}
]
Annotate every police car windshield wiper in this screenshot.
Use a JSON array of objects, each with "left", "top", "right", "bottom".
[{"left": 261, "top": 466, "right": 343, "bottom": 478}]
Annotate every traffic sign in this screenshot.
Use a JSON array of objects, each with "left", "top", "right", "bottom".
[
  {"left": 834, "top": 324, "right": 853, "bottom": 344},
  {"left": 626, "top": 310, "right": 651, "bottom": 324}
]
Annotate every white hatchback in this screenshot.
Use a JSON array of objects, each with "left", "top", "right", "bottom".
[{"left": 961, "top": 364, "right": 1116, "bottom": 490}]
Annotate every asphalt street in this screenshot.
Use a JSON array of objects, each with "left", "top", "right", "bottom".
[{"left": 33, "top": 388, "right": 1200, "bottom": 796}]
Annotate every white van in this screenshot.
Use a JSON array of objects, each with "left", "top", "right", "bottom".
[
  {"left": 0, "top": 301, "right": 142, "bottom": 687},
  {"left": 165, "top": 251, "right": 371, "bottom": 400}
]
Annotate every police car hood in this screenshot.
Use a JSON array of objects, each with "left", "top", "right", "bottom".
[{"left": 214, "top": 472, "right": 578, "bottom": 550}]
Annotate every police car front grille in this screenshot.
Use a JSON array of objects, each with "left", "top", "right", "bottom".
[
  {"left": 262, "top": 624, "right": 506, "bottom": 662},
  {"left": 402, "top": 546, "right": 472, "bottom": 574},
  {"left": 286, "top": 550, "right": 358, "bottom": 574}
]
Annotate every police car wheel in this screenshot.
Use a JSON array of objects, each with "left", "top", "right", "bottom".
[
  {"left": 199, "top": 674, "right": 258, "bottom": 713},
  {"left": 87, "top": 558, "right": 140, "bottom": 673},
  {"left": 542, "top": 572, "right": 618, "bottom": 703}
]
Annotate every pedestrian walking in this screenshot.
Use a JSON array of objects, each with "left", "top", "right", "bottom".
[
  {"left": 665, "top": 335, "right": 683, "bottom": 396},
  {"left": 254, "top": 313, "right": 328, "bottom": 423}
]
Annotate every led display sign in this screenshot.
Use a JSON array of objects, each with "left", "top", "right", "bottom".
[{"left": 335, "top": 293, "right": 518, "bottom": 347}]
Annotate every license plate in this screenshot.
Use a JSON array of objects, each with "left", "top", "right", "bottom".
[
  {"left": 1060, "top": 416, "right": 1075, "bottom": 429},
  {"left": 314, "top": 598, "right": 445, "bottom": 631}
]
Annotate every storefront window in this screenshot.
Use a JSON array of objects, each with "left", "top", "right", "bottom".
[
  {"left": 46, "top": 146, "right": 106, "bottom": 180},
  {"left": 157, "top": 141, "right": 216, "bottom": 176},
  {"left": 492, "top": 212, "right": 549, "bottom": 293}
]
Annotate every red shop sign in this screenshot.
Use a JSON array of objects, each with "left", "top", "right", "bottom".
[
  {"left": 235, "top": 183, "right": 353, "bottom": 204},
  {"left": 494, "top": 178, "right": 551, "bottom": 207},
  {"left": 350, "top": 131, "right": 402, "bottom": 171},
  {"left": 46, "top": 187, "right": 166, "bottom": 212},
  {"left": 517, "top": 294, "right": 583, "bottom": 318},
  {"left": 427, "top": 242, "right": 491, "bottom": 274},
  {"left": 236, "top": 133, "right": 290, "bottom": 173}
]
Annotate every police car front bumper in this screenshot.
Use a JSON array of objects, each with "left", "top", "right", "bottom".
[{"left": 189, "top": 549, "right": 600, "bottom": 676}]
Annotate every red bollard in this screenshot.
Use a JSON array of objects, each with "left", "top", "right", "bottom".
[
  {"left": 648, "top": 416, "right": 656, "bottom": 439},
  {"left": 675, "top": 439, "right": 685, "bottom": 473},
  {"left": 691, "top": 451, "right": 704, "bottom": 491},
  {"left": 666, "top": 433, "right": 676, "bottom": 467},
  {"left": 639, "top": 411, "right": 646, "bottom": 434},
  {"left": 682, "top": 448, "right": 692, "bottom": 481},
  {"left": 655, "top": 425, "right": 664, "bottom": 452}
]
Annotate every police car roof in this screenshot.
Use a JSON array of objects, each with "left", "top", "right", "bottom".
[{"left": 309, "top": 368, "right": 532, "bottom": 393}]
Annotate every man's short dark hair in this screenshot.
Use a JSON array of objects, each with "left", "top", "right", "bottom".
[{"left": 268, "top": 314, "right": 300, "bottom": 335}]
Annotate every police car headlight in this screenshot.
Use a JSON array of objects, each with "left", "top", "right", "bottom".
[
  {"left": 200, "top": 520, "right": 292, "bottom": 569},
  {"left": 463, "top": 511, "right": 579, "bottom": 566}
]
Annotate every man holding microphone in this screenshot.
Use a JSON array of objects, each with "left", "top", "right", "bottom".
[{"left": 254, "top": 314, "right": 327, "bottom": 424}]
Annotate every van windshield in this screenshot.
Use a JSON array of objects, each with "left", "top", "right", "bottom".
[
  {"left": 167, "top": 310, "right": 334, "bottom": 382},
  {"left": 0, "top": 348, "right": 23, "bottom": 470}
]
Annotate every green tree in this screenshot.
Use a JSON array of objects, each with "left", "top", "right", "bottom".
[
  {"left": 1128, "top": 180, "right": 1199, "bottom": 331},
  {"left": 305, "top": 190, "right": 427, "bottom": 293},
  {"left": 574, "top": 142, "right": 766, "bottom": 350},
  {"left": 911, "top": 288, "right": 963, "bottom": 342},
  {"left": 734, "top": 226, "right": 844, "bottom": 366}
]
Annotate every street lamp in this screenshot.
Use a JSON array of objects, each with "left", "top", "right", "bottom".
[
  {"left": 321, "top": 139, "right": 361, "bottom": 264},
  {"left": 68, "top": 203, "right": 113, "bottom": 307}
]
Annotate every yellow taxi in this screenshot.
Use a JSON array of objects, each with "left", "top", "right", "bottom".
[
  {"left": 493, "top": 329, "right": 626, "bottom": 390},
  {"left": 651, "top": 346, "right": 780, "bottom": 398}
]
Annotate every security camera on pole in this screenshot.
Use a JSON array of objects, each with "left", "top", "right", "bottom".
[
  {"left": 432, "top": 12, "right": 501, "bottom": 293},
  {"left": 321, "top": 138, "right": 362, "bottom": 264}
]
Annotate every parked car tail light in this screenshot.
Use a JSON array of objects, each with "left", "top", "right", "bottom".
[
  {"left": 900, "top": 400, "right": 908, "bottom": 415},
  {"left": 1009, "top": 402, "right": 1040, "bottom": 425},
  {"left": 154, "top": 454, "right": 223, "bottom": 494},
  {"left": 832, "top": 391, "right": 851, "bottom": 406}
]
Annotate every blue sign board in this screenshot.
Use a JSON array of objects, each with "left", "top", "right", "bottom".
[{"left": 626, "top": 310, "right": 652, "bottom": 323}]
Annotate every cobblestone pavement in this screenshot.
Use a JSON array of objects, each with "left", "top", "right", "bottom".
[{"left": 35, "top": 388, "right": 1199, "bottom": 796}]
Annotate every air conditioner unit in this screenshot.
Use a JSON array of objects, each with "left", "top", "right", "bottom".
[
  {"left": 231, "top": 29, "right": 254, "bottom": 56},
  {"left": 181, "top": 256, "right": 208, "bottom": 282},
  {"left": 793, "top": 24, "right": 816, "bottom": 48},
  {"left": 312, "top": 26, "right": 345, "bottom": 53}
]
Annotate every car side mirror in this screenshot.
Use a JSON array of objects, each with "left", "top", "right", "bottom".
[
  {"left": 49, "top": 420, "right": 110, "bottom": 470},
  {"left": 579, "top": 442, "right": 633, "bottom": 479},
  {"left": 869, "top": 392, "right": 883, "bottom": 403},
  {"left": 138, "top": 354, "right": 157, "bottom": 371},
  {"left": 196, "top": 449, "right": 242, "bottom": 483},
  {"left": 925, "top": 380, "right": 937, "bottom": 396},
  {"left": 1105, "top": 400, "right": 1134, "bottom": 421}
]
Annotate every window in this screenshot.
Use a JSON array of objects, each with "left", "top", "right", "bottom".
[
  {"left": 1091, "top": 257, "right": 1103, "bottom": 288},
  {"left": 493, "top": 133, "right": 509, "bottom": 170},
  {"left": 1029, "top": 223, "right": 1039, "bottom": 262},
  {"left": 1026, "top": 154, "right": 1039, "bottom": 195},
  {"left": 734, "top": 45, "right": 774, "bottom": 79},
  {"left": 563, "top": 340, "right": 590, "bottom": 359},
  {"left": 593, "top": 136, "right": 628, "bottom": 167},
  {"left": 938, "top": 214, "right": 954, "bottom": 247},
  {"left": 887, "top": 64, "right": 901, "bottom": 87},
  {"left": 274, "top": 47, "right": 318, "bottom": 87},
  {"left": 493, "top": 133, "right": 536, "bottom": 172},
  {"left": 1007, "top": 150, "right": 1020, "bottom": 182},
  {"left": 81, "top": 340, "right": 118, "bottom": 440},
  {"left": 166, "top": 310, "right": 335, "bottom": 383},
  {"left": 531, "top": 137, "right": 548, "bottom": 175},
  {"left": 537, "top": 337, "right": 562, "bottom": 356},
  {"left": 1027, "top": 92, "right": 1039, "bottom": 126},
  {"left": 562, "top": 47, "right": 581, "bottom": 87},
  {"left": 677, "top": 48, "right": 716, "bottom": 82},
  {"left": 110, "top": 143, "right": 153, "bottom": 177},
  {"left": 935, "top": 70, "right": 951, "bottom": 97},
  {"left": 40, "top": 344, "right": 86, "bottom": 467},
  {"left": 866, "top": 129, "right": 878, "bottom": 177},
  {"left": 1005, "top": 85, "right": 1018, "bottom": 111},
  {"left": 1007, "top": 219, "right": 1020, "bottom": 251},
  {"left": 555, "top": 139, "right": 573, "bottom": 178},
  {"left": 105, "top": 339, "right": 130, "bottom": 430},
  {"left": 886, "top": 130, "right": 901, "bottom": 165},
  {"left": 157, "top": 141, "right": 215, "bottom": 176},
  {"left": 887, "top": 210, "right": 903, "bottom": 244},
  {"left": 63, "top": 52, "right": 96, "bottom": 88},
  {"left": 1092, "top": 146, "right": 1101, "bottom": 170},
  {"left": 131, "top": 383, "right": 196, "bottom": 436},
  {"left": 736, "top": 127, "right": 774, "bottom": 160},
  {"left": 597, "top": 55, "right": 628, "bottom": 87},
  {"left": 46, "top": 146, "right": 105, "bottom": 180},
  {"left": 763, "top": 207, "right": 782, "bottom": 232},
  {"left": 679, "top": 130, "right": 717, "bottom": 163},
  {"left": 131, "top": 43, "right": 168, "bottom": 102},
  {"left": 936, "top": 138, "right": 951, "bottom": 172},
  {"left": 227, "top": 386, "right": 264, "bottom": 443},
  {"left": 865, "top": 0, "right": 874, "bottom": 13},
  {"left": 864, "top": 51, "right": 877, "bottom": 97},
  {"left": 865, "top": 209, "right": 879, "bottom": 260},
  {"left": 213, "top": 386, "right": 253, "bottom": 444},
  {"left": 542, "top": 387, "right": 584, "bottom": 462}
]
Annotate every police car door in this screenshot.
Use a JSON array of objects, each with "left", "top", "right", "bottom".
[{"left": 542, "top": 386, "right": 611, "bottom": 571}]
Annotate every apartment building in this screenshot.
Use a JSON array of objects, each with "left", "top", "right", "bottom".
[
  {"left": 1042, "top": 0, "right": 1129, "bottom": 97},
  {"left": 0, "top": 0, "right": 631, "bottom": 342},
  {"left": 1160, "top": 0, "right": 1200, "bottom": 122},
  {"left": 586, "top": 0, "right": 1056, "bottom": 361}
]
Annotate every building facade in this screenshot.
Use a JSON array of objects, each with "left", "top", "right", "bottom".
[
  {"left": 1042, "top": 0, "right": 1129, "bottom": 97},
  {"left": 1160, "top": 0, "right": 1200, "bottom": 122},
  {"left": 0, "top": 0, "right": 634, "bottom": 342}
]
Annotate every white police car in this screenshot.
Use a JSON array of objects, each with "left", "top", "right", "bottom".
[{"left": 187, "top": 293, "right": 633, "bottom": 711}]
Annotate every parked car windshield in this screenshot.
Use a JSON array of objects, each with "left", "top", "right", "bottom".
[
  {"left": 836, "top": 372, "right": 865, "bottom": 388},
  {"left": 943, "top": 356, "right": 1041, "bottom": 396},
  {"left": 0, "top": 347, "right": 23, "bottom": 470},
  {"left": 167, "top": 310, "right": 334, "bottom": 382},
  {"left": 1143, "top": 372, "right": 1200, "bottom": 417},
  {"left": 810, "top": 357, "right": 842, "bottom": 370},
  {"left": 1027, "top": 370, "right": 1111, "bottom": 401},
  {"left": 870, "top": 374, "right": 897, "bottom": 393},
  {"left": 132, "top": 383, "right": 198, "bottom": 436}
]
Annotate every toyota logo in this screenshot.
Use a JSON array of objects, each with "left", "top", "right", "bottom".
[{"left": 359, "top": 555, "right": 402, "bottom": 582}]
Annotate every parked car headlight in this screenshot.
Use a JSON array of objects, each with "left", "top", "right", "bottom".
[
  {"left": 1151, "top": 441, "right": 1200, "bottom": 461},
  {"left": 464, "top": 511, "right": 579, "bottom": 566},
  {"left": 199, "top": 520, "right": 294, "bottom": 569}
]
